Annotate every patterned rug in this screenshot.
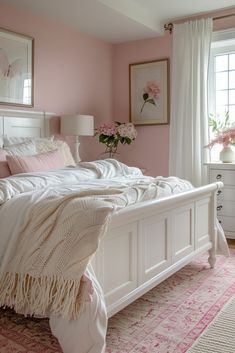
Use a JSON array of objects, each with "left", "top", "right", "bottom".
[{"left": 0, "top": 251, "right": 234, "bottom": 353}]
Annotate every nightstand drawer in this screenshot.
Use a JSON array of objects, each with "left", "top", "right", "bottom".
[
  {"left": 216, "top": 200, "right": 235, "bottom": 217},
  {"left": 217, "top": 187, "right": 235, "bottom": 202},
  {"left": 218, "top": 216, "right": 235, "bottom": 232},
  {"left": 210, "top": 169, "right": 235, "bottom": 185}
]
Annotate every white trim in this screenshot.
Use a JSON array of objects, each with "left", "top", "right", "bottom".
[
  {"left": 0, "top": 108, "right": 54, "bottom": 119},
  {"left": 212, "top": 28, "right": 235, "bottom": 44}
]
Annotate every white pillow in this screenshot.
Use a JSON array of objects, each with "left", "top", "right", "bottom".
[
  {"left": 3, "top": 141, "right": 37, "bottom": 156},
  {"left": 3, "top": 135, "right": 54, "bottom": 147},
  {"left": 36, "top": 139, "right": 76, "bottom": 166}
]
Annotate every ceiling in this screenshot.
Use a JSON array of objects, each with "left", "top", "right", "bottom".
[{"left": 1, "top": 0, "right": 235, "bottom": 43}]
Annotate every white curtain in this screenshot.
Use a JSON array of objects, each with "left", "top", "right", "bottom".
[{"left": 169, "top": 18, "right": 213, "bottom": 186}]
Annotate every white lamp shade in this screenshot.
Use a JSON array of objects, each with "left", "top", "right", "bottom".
[{"left": 61, "top": 115, "right": 94, "bottom": 136}]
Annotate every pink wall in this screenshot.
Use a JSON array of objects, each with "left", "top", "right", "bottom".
[
  {"left": 113, "top": 35, "right": 172, "bottom": 176},
  {"left": 0, "top": 2, "right": 113, "bottom": 161},
  {"left": 113, "top": 8, "right": 235, "bottom": 176}
]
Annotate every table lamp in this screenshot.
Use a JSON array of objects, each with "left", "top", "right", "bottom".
[{"left": 61, "top": 114, "right": 94, "bottom": 163}]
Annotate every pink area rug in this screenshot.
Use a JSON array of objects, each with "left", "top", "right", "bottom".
[{"left": 0, "top": 251, "right": 235, "bottom": 353}]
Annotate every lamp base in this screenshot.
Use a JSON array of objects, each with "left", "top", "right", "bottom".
[{"left": 75, "top": 136, "right": 81, "bottom": 163}]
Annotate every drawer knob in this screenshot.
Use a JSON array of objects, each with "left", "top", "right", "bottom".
[
  {"left": 216, "top": 174, "right": 222, "bottom": 179},
  {"left": 217, "top": 205, "right": 223, "bottom": 211},
  {"left": 217, "top": 190, "right": 222, "bottom": 196},
  {"left": 219, "top": 220, "right": 222, "bottom": 224}
]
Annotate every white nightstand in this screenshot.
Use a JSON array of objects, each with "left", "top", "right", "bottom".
[{"left": 206, "top": 162, "right": 235, "bottom": 239}]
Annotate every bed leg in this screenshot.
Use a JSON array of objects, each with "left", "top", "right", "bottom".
[{"left": 208, "top": 248, "right": 216, "bottom": 268}]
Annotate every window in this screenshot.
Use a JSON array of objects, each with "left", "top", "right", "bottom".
[
  {"left": 208, "top": 29, "right": 235, "bottom": 161},
  {"left": 23, "top": 78, "right": 32, "bottom": 105}
]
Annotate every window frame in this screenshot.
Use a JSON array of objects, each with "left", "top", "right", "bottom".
[{"left": 208, "top": 28, "right": 235, "bottom": 162}]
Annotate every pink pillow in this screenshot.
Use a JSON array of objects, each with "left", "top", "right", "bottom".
[
  {"left": 0, "top": 150, "right": 11, "bottom": 178},
  {"left": 7, "top": 149, "right": 65, "bottom": 175}
]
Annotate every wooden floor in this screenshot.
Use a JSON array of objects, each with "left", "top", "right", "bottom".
[{"left": 227, "top": 239, "right": 235, "bottom": 249}]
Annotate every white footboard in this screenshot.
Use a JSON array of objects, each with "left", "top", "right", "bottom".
[{"left": 92, "top": 182, "right": 222, "bottom": 317}]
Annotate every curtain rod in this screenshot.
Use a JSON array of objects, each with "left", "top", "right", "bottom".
[{"left": 164, "top": 12, "right": 235, "bottom": 33}]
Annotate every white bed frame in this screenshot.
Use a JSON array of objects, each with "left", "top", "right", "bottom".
[{"left": 1, "top": 109, "right": 223, "bottom": 319}]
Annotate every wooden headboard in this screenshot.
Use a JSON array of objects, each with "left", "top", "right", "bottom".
[{"left": 0, "top": 109, "right": 54, "bottom": 138}]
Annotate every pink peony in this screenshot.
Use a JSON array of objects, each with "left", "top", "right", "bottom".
[{"left": 144, "top": 80, "right": 160, "bottom": 99}]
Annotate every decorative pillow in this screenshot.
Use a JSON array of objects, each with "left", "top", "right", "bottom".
[
  {"left": 4, "top": 141, "right": 37, "bottom": 156},
  {"left": 0, "top": 150, "right": 11, "bottom": 178},
  {"left": 7, "top": 149, "right": 65, "bottom": 175},
  {"left": 36, "top": 139, "right": 76, "bottom": 166},
  {"left": 3, "top": 135, "right": 54, "bottom": 147}
]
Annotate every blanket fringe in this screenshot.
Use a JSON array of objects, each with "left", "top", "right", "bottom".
[{"left": 0, "top": 272, "right": 83, "bottom": 320}]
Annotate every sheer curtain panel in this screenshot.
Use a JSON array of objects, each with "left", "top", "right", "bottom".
[{"left": 169, "top": 19, "right": 212, "bottom": 186}]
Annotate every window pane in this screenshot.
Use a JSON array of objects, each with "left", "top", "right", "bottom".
[
  {"left": 24, "top": 87, "right": 30, "bottom": 96},
  {"left": 216, "top": 106, "right": 229, "bottom": 117},
  {"left": 216, "top": 72, "right": 228, "bottom": 89},
  {"left": 216, "top": 90, "right": 228, "bottom": 106},
  {"left": 229, "top": 71, "right": 235, "bottom": 89},
  {"left": 228, "top": 105, "right": 235, "bottom": 123},
  {"left": 229, "top": 54, "right": 235, "bottom": 70},
  {"left": 215, "top": 55, "right": 228, "bottom": 72},
  {"left": 229, "top": 89, "right": 235, "bottom": 104}
]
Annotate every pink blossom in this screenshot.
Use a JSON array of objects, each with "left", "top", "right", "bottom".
[
  {"left": 144, "top": 80, "right": 160, "bottom": 99},
  {"left": 96, "top": 122, "right": 117, "bottom": 136},
  {"left": 206, "top": 126, "right": 235, "bottom": 148},
  {"left": 117, "top": 123, "right": 137, "bottom": 139}
]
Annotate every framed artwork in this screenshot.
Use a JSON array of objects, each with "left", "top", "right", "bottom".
[
  {"left": 0, "top": 27, "right": 34, "bottom": 107},
  {"left": 129, "top": 59, "right": 169, "bottom": 125}
]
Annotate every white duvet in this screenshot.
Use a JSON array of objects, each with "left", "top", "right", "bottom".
[{"left": 0, "top": 159, "right": 227, "bottom": 353}]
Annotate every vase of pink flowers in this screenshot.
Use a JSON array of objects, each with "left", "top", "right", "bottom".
[
  {"left": 95, "top": 121, "right": 137, "bottom": 158},
  {"left": 206, "top": 117, "right": 235, "bottom": 162}
]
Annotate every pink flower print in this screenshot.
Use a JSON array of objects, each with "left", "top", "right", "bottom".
[{"left": 140, "top": 80, "right": 160, "bottom": 114}]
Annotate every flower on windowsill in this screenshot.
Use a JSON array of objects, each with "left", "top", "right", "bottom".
[
  {"left": 205, "top": 112, "right": 235, "bottom": 148},
  {"left": 140, "top": 80, "right": 160, "bottom": 114},
  {"left": 95, "top": 122, "right": 137, "bottom": 158},
  {"left": 205, "top": 126, "right": 235, "bottom": 148}
]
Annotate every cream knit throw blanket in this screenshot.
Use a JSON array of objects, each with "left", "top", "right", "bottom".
[
  {"left": 0, "top": 188, "right": 120, "bottom": 320},
  {"left": 0, "top": 183, "right": 161, "bottom": 320}
]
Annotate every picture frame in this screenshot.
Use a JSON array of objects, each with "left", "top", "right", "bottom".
[
  {"left": 129, "top": 59, "right": 169, "bottom": 125},
  {"left": 0, "top": 27, "right": 34, "bottom": 107}
]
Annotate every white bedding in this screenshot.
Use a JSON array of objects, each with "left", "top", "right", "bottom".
[{"left": 0, "top": 159, "right": 228, "bottom": 353}]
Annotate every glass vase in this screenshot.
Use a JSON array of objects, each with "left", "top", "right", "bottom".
[{"left": 99, "top": 146, "right": 119, "bottom": 160}]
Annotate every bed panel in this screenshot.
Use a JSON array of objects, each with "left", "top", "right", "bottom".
[
  {"left": 4, "top": 117, "right": 44, "bottom": 138},
  {"left": 172, "top": 203, "right": 194, "bottom": 262},
  {"left": 138, "top": 213, "right": 171, "bottom": 284},
  {"left": 96, "top": 222, "right": 138, "bottom": 308},
  {"left": 0, "top": 108, "right": 54, "bottom": 138},
  {"left": 195, "top": 197, "right": 210, "bottom": 249}
]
